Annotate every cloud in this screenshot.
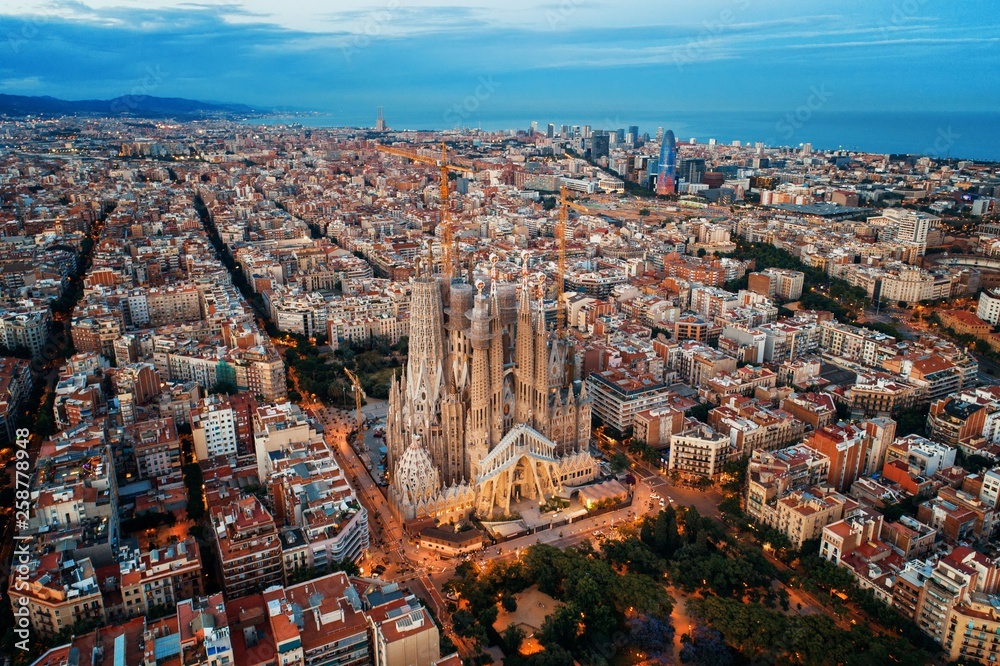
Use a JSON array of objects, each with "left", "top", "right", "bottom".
[
  {"left": 0, "top": 0, "right": 996, "bottom": 122},
  {"left": 0, "top": 76, "right": 43, "bottom": 90}
]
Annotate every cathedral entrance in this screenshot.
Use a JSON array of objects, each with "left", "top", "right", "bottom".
[{"left": 513, "top": 456, "right": 536, "bottom": 503}]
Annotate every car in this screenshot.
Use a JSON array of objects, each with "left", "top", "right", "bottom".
[{"left": 659, "top": 499, "right": 665, "bottom": 507}]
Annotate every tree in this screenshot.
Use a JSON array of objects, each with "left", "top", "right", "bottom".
[
  {"left": 718, "top": 496, "right": 743, "bottom": 519},
  {"left": 610, "top": 452, "right": 629, "bottom": 473},
  {"left": 894, "top": 406, "right": 930, "bottom": 437},
  {"left": 183, "top": 463, "right": 206, "bottom": 520},
  {"left": 501, "top": 594, "right": 518, "bottom": 613},
  {"left": 628, "top": 614, "right": 676, "bottom": 657},
  {"left": 680, "top": 625, "right": 733, "bottom": 666},
  {"left": 539, "top": 605, "right": 580, "bottom": 650},
  {"left": 958, "top": 450, "right": 993, "bottom": 475},
  {"left": 502, "top": 624, "right": 526, "bottom": 654},
  {"left": 687, "top": 402, "right": 712, "bottom": 423},
  {"left": 651, "top": 507, "right": 682, "bottom": 560}
]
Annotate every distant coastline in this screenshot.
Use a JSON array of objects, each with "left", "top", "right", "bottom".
[{"left": 242, "top": 110, "right": 1000, "bottom": 163}]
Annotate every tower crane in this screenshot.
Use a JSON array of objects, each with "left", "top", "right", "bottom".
[
  {"left": 555, "top": 186, "right": 591, "bottom": 330},
  {"left": 376, "top": 142, "right": 474, "bottom": 280},
  {"left": 344, "top": 368, "right": 366, "bottom": 449}
]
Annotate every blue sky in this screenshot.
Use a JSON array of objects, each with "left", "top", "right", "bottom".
[{"left": 1, "top": 1, "right": 998, "bottom": 142}]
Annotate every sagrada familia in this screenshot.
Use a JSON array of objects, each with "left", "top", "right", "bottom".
[{"left": 386, "top": 255, "right": 597, "bottom": 521}]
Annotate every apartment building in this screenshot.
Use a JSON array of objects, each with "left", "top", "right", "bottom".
[
  {"left": 146, "top": 284, "right": 203, "bottom": 326},
  {"left": 843, "top": 373, "right": 921, "bottom": 417},
  {"left": 820, "top": 505, "right": 884, "bottom": 565},
  {"left": 759, "top": 487, "right": 850, "bottom": 550},
  {"left": 819, "top": 320, "right": 899, "bottom": 367},
  {"left": 0, "top": 300, "right": 51, "bottom": 356},
  {"left": 210, "top": 495, "right": 284, "bottom": 598},
  {"left": 270, "top": 440, "right": 370, "bottom": 577},
  {"left": 667, "top": 423, "right": 735, "bottom": 478},
  {"left": 587, "top": 368, "right": 675, "bottom": 436},
  {"left": 805, "top": 422, "right": 869, "bottom": 493},
  {"left": 7, "top": 552, "right": 105, "bottom": 638},
  {"left": 0, "top": 355, "right": 32, "bottom": 444},
  {"left": 117, "top": 538, "right": 204, "bottom": 620},
  {"left": 633, "top": 406, "right": 686, "bottom": 448},
  {"left": 977, "top": 289, "right": 1000, "bottom": 326},
  {"left": 943, "top": 593, "right": 1000, "bottom": 664},
  {"left": 191, "top": 395, "right": 240, "bottom": 460},
  {"left": 779, "top": 392, "right": 837, "bottom": 431},
  {"left": 676, "top": 341, "right": 737, "bottom": 388},
  {"left": 883, "top": 352, "right": 965, "bottom": 405},
  {"left": 126, "top": 416, "right": 182, "bottom": 480},
  {"left": 368, "top": 593, "right": 441, "bottom": 666},
  {"left": 746, "top": 444, "right": 831, "bottom": 520},
  {"left": 262, "top": 571, "right": 371, "bottom": 666},
  {"left": 928, "top": 390, "right": 1000, "bottom": 447},
  {"left": 708, "top": 395, "right": 805, "bottom": 455},
  {"left": 748, "top": 268, "right": 804, "bottom": 301},
  {"left": 886, "top": 435, "right": 957, "bottom": 477}
]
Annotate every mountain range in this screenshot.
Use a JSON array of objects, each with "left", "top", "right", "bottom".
[{"left": 0, "top": 94, "right": 258, "bottom": 119}]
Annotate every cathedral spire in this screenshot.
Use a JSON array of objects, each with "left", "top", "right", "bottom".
[{"left": 515, "top": 251, "right": 534, "bottom": 425}]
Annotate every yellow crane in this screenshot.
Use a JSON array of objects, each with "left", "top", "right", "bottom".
[
  {"left": 376, "top": 142, "right": 474, "bottom": 280},
  {"left": 556, "top": 186, "right": 590, "bottom": 330},
  {"left": 344, "top": 368, "right": 365, "bottom": 448}
]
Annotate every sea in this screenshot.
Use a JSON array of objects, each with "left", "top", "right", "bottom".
[{"left": 242, "top": 110, "right": 1000, "bottom": 162}]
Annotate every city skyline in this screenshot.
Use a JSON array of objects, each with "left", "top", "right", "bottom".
[{"left": 1, "top": 1, "right": 999, "bottom": 159}]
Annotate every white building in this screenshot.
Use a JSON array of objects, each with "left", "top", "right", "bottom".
[
  {"left": 978, "top": 289, "right": 1000, "bottom": 326},
  {"left": 190, "top": 396, "right": 239, "bottom": 460},
  {"left": 979, "top": 468, "right": 1000, "bottom": 510},
  {"left": 869, "top": 209, "right": 940, "bottom": 255}
]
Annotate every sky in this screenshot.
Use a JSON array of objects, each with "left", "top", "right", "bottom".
[{"left": 0, "top": 1, "right": 998, "bottom": 154}]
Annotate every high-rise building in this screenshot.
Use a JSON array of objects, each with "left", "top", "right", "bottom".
[
  {"left": 547, "top": 123, "right": 555, "bottom": 138},
  {"left": 655, "top": 130, "right": 677, "bottom": 195},
  {"left": 591, "top": 130, "right": 610, "bottom": 160},
  {"left": 530, "top": 121, "right": 538, "bottom": 135},
  {"left": 629, "top": 125, "right": 640, "bottom": 145},
  {"left": 386, "top": 260, "right": 596, "bottom": 521},
  {"left": 376, "top": 107, "right": 386, "bottom": 132},
  {"left": 679, "top": 157, "right": 706, "bottom": 184}
]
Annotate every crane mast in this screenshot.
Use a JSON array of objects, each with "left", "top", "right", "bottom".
[
  {"left": 344, "top": 368, "right": 365, "bottom": 449},
  {"left": 556, "top": 186, "right": 590, "bottom": 330},
  {"left": 376, "top": 142, "right": 473, "bottom": 281}
]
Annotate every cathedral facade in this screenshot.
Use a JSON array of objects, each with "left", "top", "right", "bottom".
[{"left": 386, "top": 257, "right": 596, "bottom": 522}]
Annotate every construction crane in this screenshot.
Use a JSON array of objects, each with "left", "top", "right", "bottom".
[
  {"left": 376, "top": 142, "right": 474, "bottom": 280},
  {"left": 344, "top": 368, "right": 366, "bottom": 448},
  {"left": 555, "top": 186, "right": 591, "bottom": 330}
]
